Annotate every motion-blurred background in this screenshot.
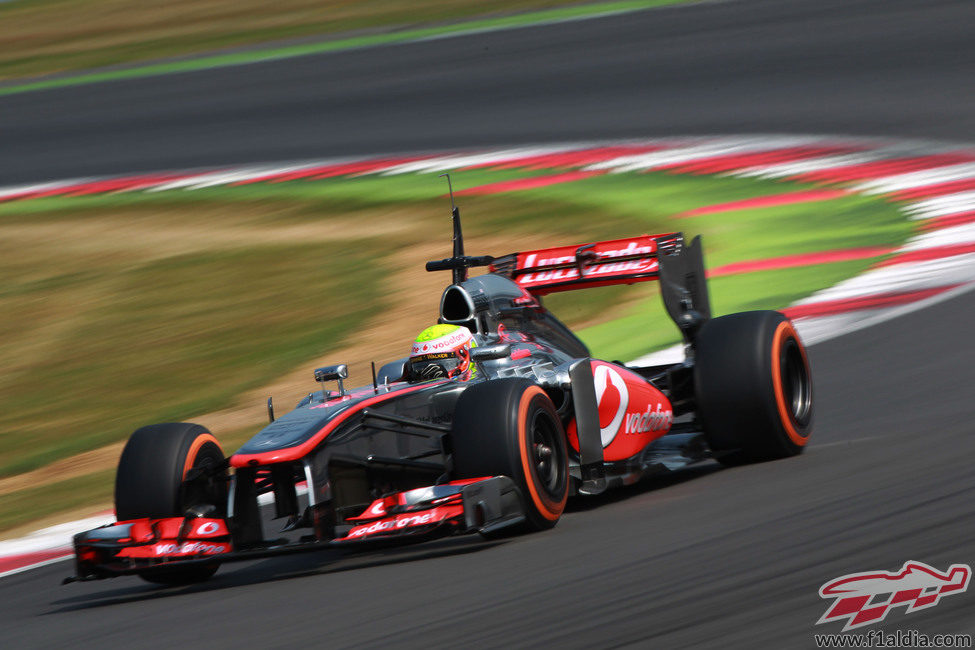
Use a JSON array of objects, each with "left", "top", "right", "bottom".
[{"left": 1, "top": 1, "right": 973, "bottom": 646}]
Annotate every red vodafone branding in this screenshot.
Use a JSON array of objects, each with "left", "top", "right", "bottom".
[
  {"left": 594, "top": 364, "right": 629, "bottom": 447},
  {"left": 345, "top": 506, "right": 461, "bottom": 539},
  {"left": 589, "top": 361, "right": 674, "bottom": 461},
  {"left": 348, "top": 512, "right": 434, "bottom": 538},
  {"left": 119, "top": 541, "right": 231, "bottom": 558},
  {"left": 155, "top": 542, "right": 229, "bottom": 556},
  {"left": 195, "top": 521, "right": 223, "bottom": 536},
  {"left": 515, "top": 238, "right": 661, "bottom": 289},
  {"left": 624, "top": 403, "right": 673, "bottom": 434}
]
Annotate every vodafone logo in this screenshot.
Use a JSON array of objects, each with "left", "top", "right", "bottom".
[
  {"left": 348, "top": 512, "right": 436, "bottom": 538},
  {"left": 195, "top": 521, "right": 220, "bottom": 536},
  {"left": 517, "top": 241, "right": 659, "bottom": 286},
  {"left": 154, "top": 542, "right": 228, "bottom": 556},
  {"left": 367, "top": 500, "right": 387, "bottom": 517},
  {"left": 410, "top": 329, "right": 472, "bottom": 356},
  {"left": 624, "top": 404, "right": 673, "bottom": 434},
  {"left": 594, "top": 365, "right": 628, "bottom": 447}
]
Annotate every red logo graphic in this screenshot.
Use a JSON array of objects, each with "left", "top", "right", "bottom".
[
  {"left": 817, "top": 561, "right": 971, "bottom": 631},
  {"left": 367, "top": 500, "right": 387, "bottom": 517},
  {"left": 195, "top": 521, "right": 221, "bottom": 536},
  {"left": 593, "top": 364, "right": 628, "bottom": 447}
]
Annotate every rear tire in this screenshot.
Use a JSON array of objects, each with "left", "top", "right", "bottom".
[
  {"left": 694, "top": 311, "right": 813, "bottom": 465},
  {"left": 115, "top": 422, "right": 227, "bottom": 584},
  {"left": 452, "top": 379, "right": 569, "bottom": 532}
]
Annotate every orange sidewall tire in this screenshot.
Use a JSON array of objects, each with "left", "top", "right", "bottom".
[
  {"left": 517, "top": 386, "right": 568, "bottom": 521},
  {"left": 770, "top": 321, "right": 811, "bottom": 447},
  {"left": 183, "top": 433, "right": 221, "bottom": 478}
]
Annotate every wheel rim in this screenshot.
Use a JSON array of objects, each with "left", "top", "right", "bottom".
[
  {"left": 529, "top": 410, "right": 565, "bottom": 498},
  {"left": 782, "top": 339, "right": 812, "bottom": 428}
]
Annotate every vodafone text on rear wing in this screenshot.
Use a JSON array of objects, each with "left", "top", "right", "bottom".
[
  {"left": 491, "top": 232, "right": 712, "bottom": 345},
  {"left": 490, "top": 233, "right": 683, "bottom": 295}
]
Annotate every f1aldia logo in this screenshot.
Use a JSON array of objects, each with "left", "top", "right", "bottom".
[{"left": 817, "top": 561, "right": 971, "bottom": 631}]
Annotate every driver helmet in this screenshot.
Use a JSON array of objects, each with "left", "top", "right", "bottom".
[{"left": 409, "top": 324, "right": 477, "bottom": 381}]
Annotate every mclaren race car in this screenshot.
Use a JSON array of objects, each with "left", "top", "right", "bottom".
[{"left": 66, "top": 196, "right": 814, "bottom": 585}]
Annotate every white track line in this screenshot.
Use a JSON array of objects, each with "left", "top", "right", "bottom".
[
  {"left": 0, "top": 178, "right": 92, "bottom": 200},
  {"left": 147, "top": 166, "right": 285, "bottom": 192},
  {"left": 797, "top": 281, "right": 975, "bottom": 346},
  {"left": 0, "top": 554, "right": 75, "bottom": 579},
  {"left": 853, "top": 162, "right": 975, "bottom": 194},
  {"left": 379, "top": 146, "right": 578, "bottom": 175},
  {"left": 727, "top": 153, "right": 884, "bottom": 179},
  {"left": 583, "top": 136, "right": 822, "bottom": 173},
  {"left": 899, "top": 223, "right": 975, "bottom": 250},
  {"left": 903, "top": 190, "right": 975, "bottom": 220},
  {"left": 791, "top": 254, "right": 975, "bottom": 305}
]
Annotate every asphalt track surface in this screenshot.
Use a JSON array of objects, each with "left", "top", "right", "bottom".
[
  {"left": 2, "top": 0, "right": 975, "bottom": 647},
  {"left": 3, "top": 0, "right": 975, "bottom": 184}
]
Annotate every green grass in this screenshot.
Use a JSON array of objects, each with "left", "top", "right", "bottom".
[
  {"left": 0, "top": 167, "right": 911, "bottom": 532},
  {"left": 518, "top": 173, "right": 911, "bottom": 358},
  {"left": 576, "top": 259, "right": 882, "bottom": 360},
  {"left": 0, "top": 0, "right": 693, "bottom": 95},
  {"left": 0, "top": 188, "right": 656, "bottom": 478},
  {"left": 0, "top": 469, "right": 115, "bottom": 533},
  {"left": 0, "top": 243, "right": 386, "bottom": 476}
]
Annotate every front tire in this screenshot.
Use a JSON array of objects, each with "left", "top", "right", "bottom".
[
  {"left": 115, "top": 422, "right": 227, "bottom": 584},
  {"left": 694, "top": 310, "right": 813, "bottom": 465},
  {"left": 451, "top": 379, "right": 569, "bottom": 532}
]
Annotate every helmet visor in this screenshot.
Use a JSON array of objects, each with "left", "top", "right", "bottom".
[{"left": 410, "top": 352, "right": 460, "bottom": 381}]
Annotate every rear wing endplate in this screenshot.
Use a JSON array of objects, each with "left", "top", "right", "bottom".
[{"left": 658, "top": 235, "right": 711, "bottom": 343}]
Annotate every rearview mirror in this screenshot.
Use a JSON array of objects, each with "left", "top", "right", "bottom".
[{"left": 314, "top": 364, "right": 349, "bottom": 398}]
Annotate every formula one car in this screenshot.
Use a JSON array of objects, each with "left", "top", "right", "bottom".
[{"left": 66, "top": 196, "right": 813, "bottom": 585}]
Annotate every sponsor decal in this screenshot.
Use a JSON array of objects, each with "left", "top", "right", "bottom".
[
  {"left": 412, "top": 352, "right": 453, "bottom": 362},
  {"left": 594, "top": 364, "right": 628, "bottom": 447},
  {"left": 623, "top": 403, "right": 673, "bottom": 434},
  {"left": 410, "top": 329, "right": 472, "bottom": 356},
  {"left": 347, "top": 511, "right": 438, "bottom": 538},
  {"left": 516, "top": 240, "right": 658, "bottom": 287},
  {"left": 153, "top": 541, "right": 230, "bottom": 556},
  {"left": 195, "top": 521, "right": 221, "bottom": 536},
  {"left": 817, "top": 561, "right": 971, "bottom": 631},
  {"left": 414, "top": 413, "right": 452, "bottom": 425}
]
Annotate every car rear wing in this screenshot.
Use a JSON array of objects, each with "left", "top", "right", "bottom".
[
  {"left": 490, "top": 233, "right": 682, "bottom": 295},
  {"left": 421, "top": 194, "right": 711, "bottom": 344},
  {"left": 491, "top": 232, "right": 711, "bottom": 342}
]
